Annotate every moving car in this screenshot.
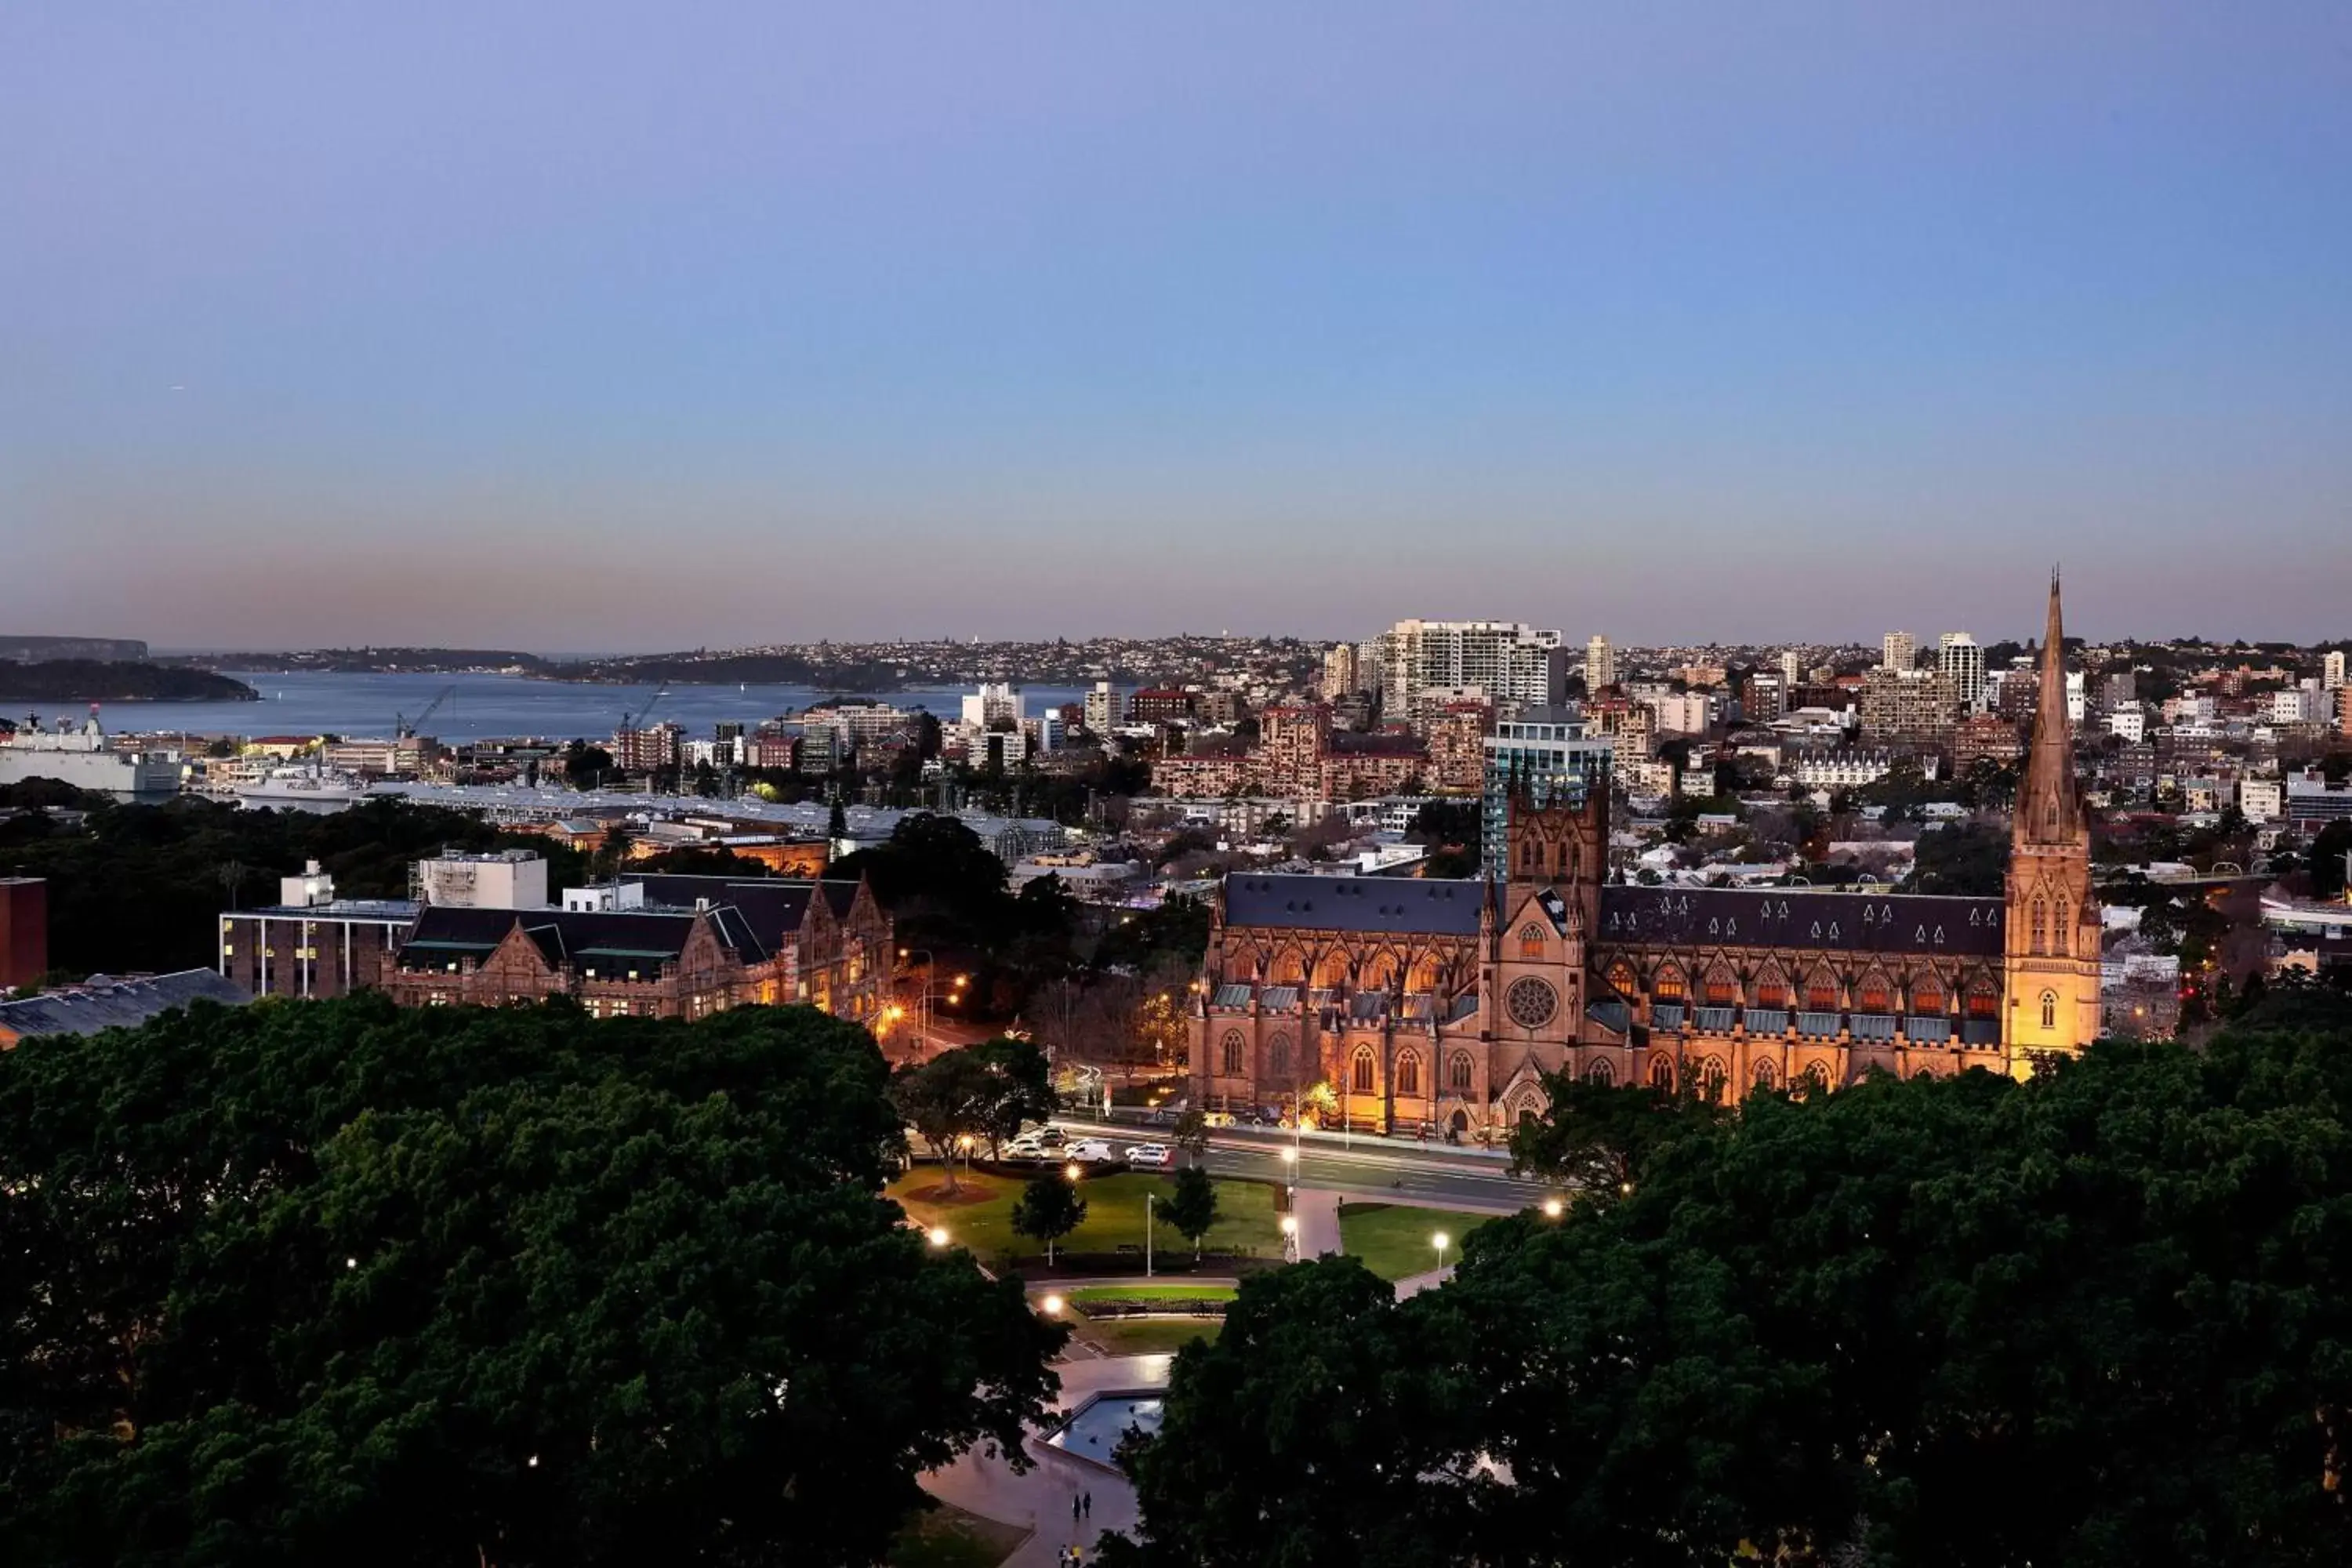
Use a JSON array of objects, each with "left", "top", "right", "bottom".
[
  {"left": 1123, "top": 1143, "right": 1174, "bottom": 1169},
  {"left": 1065, "top": 1138, "right": 1117, "bottom": 1163}
]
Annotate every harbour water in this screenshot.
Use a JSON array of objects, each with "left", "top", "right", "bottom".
[{"left": 16, "top": 670, "right": 1094, "bottom": 744}]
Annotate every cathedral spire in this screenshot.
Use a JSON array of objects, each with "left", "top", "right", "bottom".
[{"left": 2016, "top": 569, "right": 2082, "bottom": 845}]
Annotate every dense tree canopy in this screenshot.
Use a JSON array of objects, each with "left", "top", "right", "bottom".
[
  {"left": 0, "top": 996, "right": 1062, "bottom": 1566},
  {"left": 1116, "top": 991, "right": 2352, "bottom": 1566},
  {"left": 0, "top": 793, "right": 584, "bottom": 977}
]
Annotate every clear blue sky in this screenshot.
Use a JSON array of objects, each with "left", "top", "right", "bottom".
[{"left": 3, "top": 2, "right": 2347, "bottom": 651}]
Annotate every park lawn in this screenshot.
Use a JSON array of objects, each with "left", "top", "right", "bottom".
[
  {"left": 1079, "top": 1316, "right": 1224, "bottom": 1356},
  {"left": 1065, "top": 1282, "right": 1236, "bottom": 1305},
  {"left": 887, "top": 1499, "right": 1029, "bottom": 1568},
  {"left": 1337, "top": 1202, "right": 1501, "bottom": 1281},
  {"left": 888, "top": 1169, "right": 1284, "bottom": 1266}
]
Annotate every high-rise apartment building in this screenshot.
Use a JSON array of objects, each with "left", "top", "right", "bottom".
[
  {"left": 1938, "top": 632, "right": 1985, "bottom": 710},
  {"left": 1083, "top": 681, "right": 1116, "bottom": 735},
  {"left": 1859, "top": 668, "right": 1958, "bottom": 740},
  {"left": 1882, "top": 630, "right": 1916, "bottom": 673},
  {"left": 1480, "top": 711, "right": 1612, "bottom": 877},
  {"left": 1320, "top": 643, "right": 1361, "bottom": 701},
  {"left": 960, "top": 682, "right": 1021, "bottom": 730},
  {"left": 2327, "top": 650, "right": 2347, "bottom": 691},
  {"left": 1585, "top": 633, "right": 1617, "bottom": 695},
  {"left": 1373, "top": 620, "right": 1567, "bottom": 715},
  {"left": 1779, "top": 648, "right": 1802, "bottom": 689}
]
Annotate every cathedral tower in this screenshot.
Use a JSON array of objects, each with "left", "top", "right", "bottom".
[{"left": 2002, "top": 572, "right": 2101, "bottom": 1074}]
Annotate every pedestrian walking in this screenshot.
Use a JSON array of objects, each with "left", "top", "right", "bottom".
[
  {"left": 1083, "top": 1490, "right": 1093, "bottom": 1519},
  {"left": 1073, "top": 1493, "right": 1083, "bottom": 1523}
]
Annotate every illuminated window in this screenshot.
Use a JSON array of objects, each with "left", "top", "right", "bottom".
[
  {"left": 1756, "top": 975, "right": 1790, "bottom": 1008},
  {"left": 1858, "top": 977, "right": 1891, "bottom": 1013},
  {"left": 1352, "top": 1047, "right": 1376, "bottom": 1094},
  {"left": 1704, "top": 969, "right": 1738, "bottom": 1006},
  {"left": 1911, "top": 981, "right": 1944, "bottom": 1014},
  {"left": 1806, "top": 973, "right": 1838, "bottom": 1011},
  {"left": 1653, "top": 968, "right": 1686, "bottom": 1002},
  {"left": 1968, "top": 986, "right": 1998, "bottom": 1018}
]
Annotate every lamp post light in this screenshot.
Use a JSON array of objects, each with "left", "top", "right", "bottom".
[
  {"left": 1041, "top": 1293, "right": 1065, "bottom": 1318},
  {"left": 1432, "top": 1230, "right": 1450, "bottom": 1277},
  {"left": 1145, "top": 1192, "right": 1154, "bottom": 1279},
  {"left": 926, "top": 1226, "right": 950, "bottom": 1248},
  {"left": 1541, "top": 1196, "right": 1565, "bottom": 1221},
  {"left": 1279, "top": 1144, "right": 1298, "bottom": 1249},
  {"left": 1279, "top": 1212, "right": 1298, "bottom": 1263},
  {"left": 898, "top": 947, "right": 935, "bottom": 1052},
  {"left": 1064, "top": 1162, "right": 1083, "bottom": 1184}
]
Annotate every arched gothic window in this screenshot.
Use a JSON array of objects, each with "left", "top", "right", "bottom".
[
  {"left": 1396, "top": 1051, "right": 1421, "bottom": 1097},
  {"left": 1756, "top": 972, "right": 1791, "bottom": 1009},
  {"left": 1352, "top": 1047, "right": 1376, "bottom": 1094},
  {"left": 1648, "top": 1056, "right": 1675, "bottom": 1092},
  {"left": 1220, "top": 1029, "right": 1244, "bottom": 1075},
  {"left": 1704, "top": 967, "right": 1739, "bottom": 1006},
  {"left": 1586, "top": 1058, "right": 1615, "bottom": 1086},
  {"left": 1608, "top": 961, "right": 1639, "bottom": 998},
  {"left": 2052, "top": 903, "right": 2068, "bottom": 956},
  {"left": 2041, "top": 990, "right": 2057, "bottom": 1031},
  {"left": 1806, "top": 971, "right": 1839, "bottom": 1011},
  {"left": 1858, "top": 975, "right": 1892, "bottom": 1013},
  {"left": 1911, "top": 979, "right": 1944, "bottom": 1015},
  {"left": 1450, "top": 1051, "right": 1474, "bottom": 1092},
  {"left": 1268, "top": 1033, "right": 1293, "bottom": 1079},
  {"left": 1518, "top": 924, "right": 1546, "bottom": 960},
  {"left": 1653, "top": 967, "right": 1686, "bottom": 1002},
  {"left": 1755, "top": 1059, "right": 1778, "bottom": 1090},
  {"left": 1699, "top": 1056, "right": 1727, "bottom": 1102},
  {"left": 2031, "top": 898, "right": 2047, "bottom": 956}
]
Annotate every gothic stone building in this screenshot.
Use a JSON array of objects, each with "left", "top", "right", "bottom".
[{"left": 1187, "top": 578, "right": 2100, "bottom": 1131}]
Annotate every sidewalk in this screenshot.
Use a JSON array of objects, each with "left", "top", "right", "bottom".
[{"left": 1294, "top": 1188, "right": 1342, "bottom": 1258}]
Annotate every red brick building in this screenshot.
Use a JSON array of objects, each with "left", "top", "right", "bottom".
[{"left": 0, "top": 877, "right": 46, "bottom": 990}]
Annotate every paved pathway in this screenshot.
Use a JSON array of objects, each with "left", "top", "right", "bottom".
[
  {"left": 920, "top": 1353, "right": 1171, "bottom": 1566},
  {"left": 1393, "top": 1264, "right": 1454, "bottom": 1297},
  {"left": 1293, "top": 1187, "right": 1342, "bottom": 1259}
]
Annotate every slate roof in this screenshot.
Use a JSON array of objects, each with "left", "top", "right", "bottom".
[
  {"left": 403, "top": 904, "right": 768, "bottom": 969},
  {"left": 1222, "top": 874, "right": 1483, "bottom": 937},
  {"left": 1598, "top": 887, "right": 2005, "bottom": 957},
  {"left": 0, "top": 970, "right": 249, "bottom": 1038},
  {"left": 623, "top": 872, "right": 868, "bottom": 949}
]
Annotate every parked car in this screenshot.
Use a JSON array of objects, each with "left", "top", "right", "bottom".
[
  {"left": 1005, "top": 1126, "right": 1069, "bottom": 1156},
  {"left": 1123, "top": 1143, "right": 1174, "bottom": 1169}
]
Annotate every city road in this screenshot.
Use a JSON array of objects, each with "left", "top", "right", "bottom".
[{"left": 1053, "top": 1115, "right": 1556, "bottom": 1214}]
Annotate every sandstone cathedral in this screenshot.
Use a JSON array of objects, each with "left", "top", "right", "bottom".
[{"left": 1185, "top": 576, "right": 2101, "bottom": 1132}]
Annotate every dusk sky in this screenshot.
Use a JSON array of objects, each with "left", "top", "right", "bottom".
[{"left": 3, "top": 3, "right": 2348, "bottom": 652}]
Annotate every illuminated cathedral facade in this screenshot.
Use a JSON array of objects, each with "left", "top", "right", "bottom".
[{"left": 1186, "top": 577, "right": 2101, "bottom": 1132}]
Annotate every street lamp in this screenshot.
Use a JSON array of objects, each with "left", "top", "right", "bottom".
[
  {"left": 898, "top": 948, "right": 935, "bottom": 1051},
  {"left": 1279, "top": 1145, "right": 1298, "bottom": 1246},
  {"left": 1432, "top": 1230, "right": 1450, "bottom": 1276},
  {"left": 1279, "top": 1212, "right": 1298, "bottom": 1263},
  {"left": 1541, "top": 1196, "right": 1565, "bottom": 1220},
  {"left": 1040, "top": 1294, "right": 1065, "bottom": 1317},
  {"left": 926, "top": 1226, "right": 950, "bottom": 1248},
  {"left": 1064, "top": 1162, "right": 1083, "bottom": 1183},
  {"left": 1145, "top": 1192, "right": 1154, "bottom": 1279}
]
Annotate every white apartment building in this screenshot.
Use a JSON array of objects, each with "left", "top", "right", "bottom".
[
  {"left": 1586, "top": 633, "right": 1617, "bottom": 694},
  {"left": 1374, "top": 619, "right": 1568, "bottom": 713},
  {"left": 2325, "top": 650, "right": 2346, "bottom": 691},
  {"left": 961, "top": 682, "right": 1022, "bottom": 730},
  {"left": 2239, "top": 777, "right": 2285, "bottom": 823},
  {"left": 1937, "top": 632, "right": 1985, "bottom": 710},
  {"left": 2107, "top": 709, "right": 2147, "bottom": 742},
  {"left": 1790, "top": 750, "right": 1900, "bottom": 789},
  {"left": 1779, "top": 648, "right": 1802, "bottom": 688},
  {"left": 1882, "top": 630, "right": 1915, "bottom": 672},
  {"left": 1649, "top": 691, "right": 1719, "bottom": 735},
  {"left": 1083, "top": 681, "right": 1116, "bottom": 734}
]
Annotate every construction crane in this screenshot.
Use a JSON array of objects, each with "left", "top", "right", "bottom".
[
  {"left": 618, "top": 683, "right": 671, "bottom": 734},
  {"left": 396, "top": 684, "right": 457, "bottom": 740}
]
